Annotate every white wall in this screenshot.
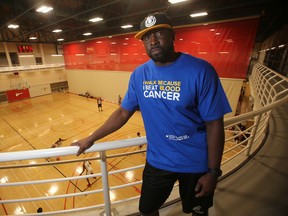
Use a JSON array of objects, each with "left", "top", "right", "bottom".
[
  {"left": 18, "top": 55, "right": 36, "bottom": 65},
  {"left": 29, "top": 84, "right": 52, "bottom": 97},
  {"left": 66, "top": 69, "right": 131, "bottom": 103},
  {"left": 5, "top": 42, "right": 18, "bottom": 52},
  {"left": 0, "top": 68, "right": 67, "bottom": 91}
]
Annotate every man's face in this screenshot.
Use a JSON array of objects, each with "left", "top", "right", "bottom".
[{"left": 142, "top": 28, "right": 175, "bottom": 63}]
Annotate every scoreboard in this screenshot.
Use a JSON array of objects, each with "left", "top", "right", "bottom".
[{"left": 18, "top": 45, "right": 33, "bottom": 53}]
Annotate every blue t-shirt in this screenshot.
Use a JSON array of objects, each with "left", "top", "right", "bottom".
[{"left": 122, "top": 53, "right": 232, "bottom": 173}]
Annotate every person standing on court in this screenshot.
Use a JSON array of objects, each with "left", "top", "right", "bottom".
[
  {"left": 80, "top": 160, "right": 96, "bottom": 187},
  {"left": 97, "top": 97, "right": 103, "bottom": 112},
  {"left": 53, "top": 138, "right": 66, "bottom": 148},
  {"left": 72, "top": 12, "right": 231, "bottom": 216},
  {"left": 48, "top": 138, "right": 66, "bottom": 161},
  {"left": 118, "top": 94, "right": 122, "bottom": 106}
]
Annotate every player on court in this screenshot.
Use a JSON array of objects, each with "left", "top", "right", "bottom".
[{"left": 80, "top": 161, "right": 96, "bottom": 187}]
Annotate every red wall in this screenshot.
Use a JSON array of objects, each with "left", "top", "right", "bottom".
[{"left": 63, "top": 17, "right": 259, "bottom": 79}]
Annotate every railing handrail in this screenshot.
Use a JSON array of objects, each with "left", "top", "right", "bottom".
[
  {"left": 224, "top": 95, "right": 287, "bottom": 126},
  {"left": 0, "top": 137, "right": 147, "bottom": 162}
]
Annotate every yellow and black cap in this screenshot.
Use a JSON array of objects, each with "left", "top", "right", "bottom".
[{"left": 134, "top": 12, "right": 172, "bottom": 40}]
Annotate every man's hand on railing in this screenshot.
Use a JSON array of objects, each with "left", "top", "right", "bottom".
[{"left": 71, "top": 137, "right": 95, "bottom": 156}]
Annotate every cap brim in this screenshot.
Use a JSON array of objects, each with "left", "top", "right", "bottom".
[{"left": 134, "top": 24, "right": 172, "bottom": 40}]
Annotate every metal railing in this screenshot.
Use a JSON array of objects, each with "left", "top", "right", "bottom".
[{"left": 0, "top": 63, "right": 287, "bottom": 216}]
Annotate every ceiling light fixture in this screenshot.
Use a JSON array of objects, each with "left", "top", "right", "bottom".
[
  {"left": 121, "top": 25, "right": 133, "bottom": 29},
  {"left": 8, "top": 24, "right": 19, "bottom": 29},
  {"left": 52, "top": 29, "right": 62, "bottom": 33},
  {"left": 83, "top": 32, "right": 92, "bottom": 36},
  {"left": 168, "top": 0, "right": 187, "bottom": 4},
  {"left": 190, "top": 12, "right": 208, "bottom": 18},
  {"left": 57, "top": 38, "right": 64, "bottom": 41},
  {"left": 36, "top": 6, "right": 53, "bottom": 13},
  {"left": 89, "top": 17, "right": 103, "bottom": 22},
  {"left": 29, "top": 37, "right": 37, "bottom": 40}
]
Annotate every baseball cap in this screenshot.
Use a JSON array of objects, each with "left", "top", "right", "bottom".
[{"left": 134, "top": 12, "right": 173, "bottom": 40}]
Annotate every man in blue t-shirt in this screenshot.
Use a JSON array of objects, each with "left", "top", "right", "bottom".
[{"left": 72, "top": 12, "right": 231, "bottom": 216}]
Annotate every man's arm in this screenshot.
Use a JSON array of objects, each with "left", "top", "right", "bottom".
[
  {"left": 206, "top": 117, "right": 225, "bottom": 170},
  {"left": 71, "top": 107, "right": 134, "bottom": 156},
  {"left": 195, "top": 117, "right": 225, "bottom": 197}
]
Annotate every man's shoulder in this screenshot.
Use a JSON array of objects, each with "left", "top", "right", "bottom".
[
  {"left": 135, "top": 60, "right": 152, "bottom": 71},
  {"left": 182, "top": 53, "right": 211, "bottom": 66},
  {"left": 181, "top": 53, "right": 216, "bottom": 76}
]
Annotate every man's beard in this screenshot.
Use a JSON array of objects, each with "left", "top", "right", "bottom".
[{"left": 147, "top": 44, "right": 174, "bottom": 63}]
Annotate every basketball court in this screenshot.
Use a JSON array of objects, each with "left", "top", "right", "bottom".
[{"left": 0, "top": 91, "right": 248, "bottom": 215}]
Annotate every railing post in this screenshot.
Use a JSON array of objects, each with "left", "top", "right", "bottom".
[
  {"left": 100, "top": 151, "right": 112, "bottom": 216},
  {"left": 245, "top": 113, "right": 262, "bottom": 156}
]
